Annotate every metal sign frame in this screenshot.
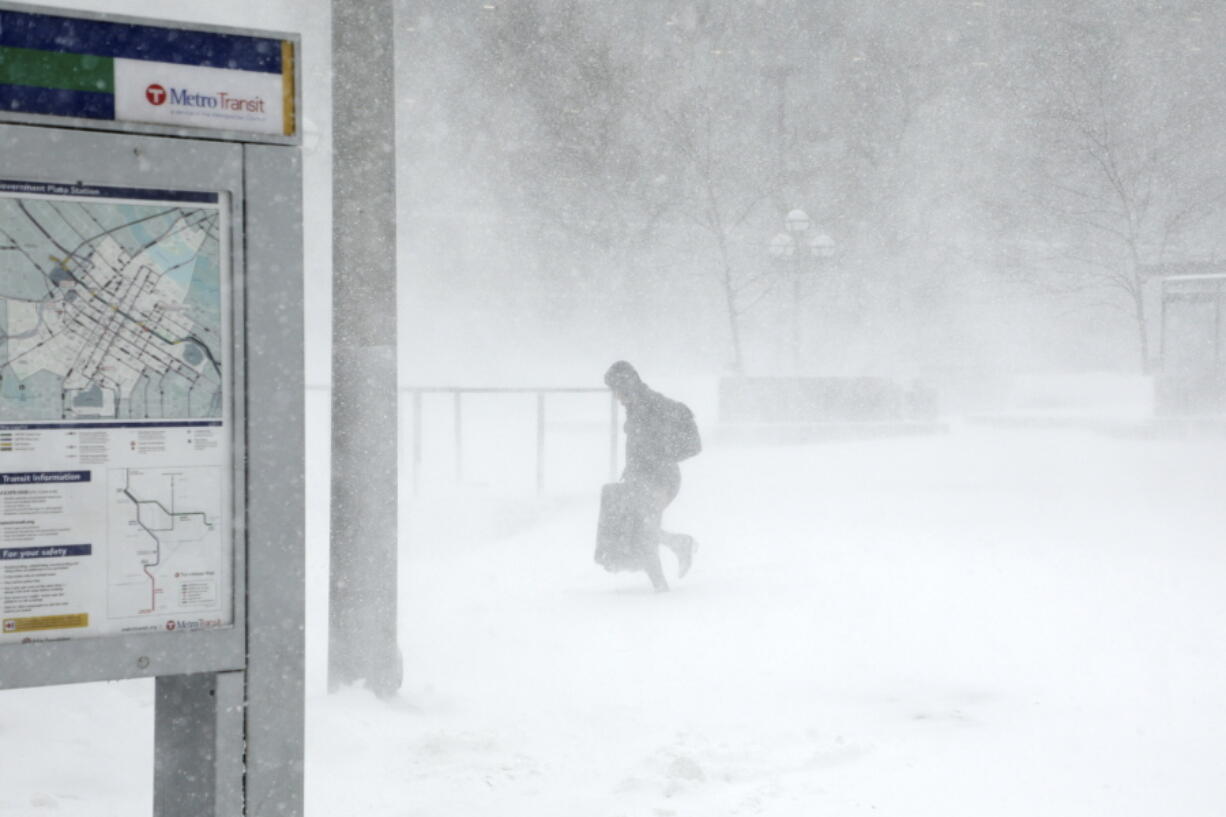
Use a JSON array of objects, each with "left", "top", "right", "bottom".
[
  {"left": 0, "top": 131, "right": 248, "bottom": 682},
  {"left": 1159, "top": 273, "right": 1226, "bottom": 415},
  {"left": 0, "top": 7, "right": 304, "bottom": 816}
]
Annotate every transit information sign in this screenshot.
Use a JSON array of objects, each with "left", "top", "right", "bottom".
[
  {"left": 0, "top": 5, "right": 297, "bottom": 138},
  {"left": 0, "top": 178, "right": 233, "bottom": 643}
]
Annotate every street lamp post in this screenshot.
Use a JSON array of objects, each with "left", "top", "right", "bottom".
[{"left": 769, "top": 208, "right": 835, "bottom": 372}]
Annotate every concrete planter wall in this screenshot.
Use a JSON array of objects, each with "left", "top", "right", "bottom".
[{"left": 718, "top": 376, "right": 939, "bottom": 425}]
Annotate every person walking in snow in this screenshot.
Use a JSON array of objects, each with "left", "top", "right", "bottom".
[{"left": 597, "top": 360, "right": 700, "bottom": 592}]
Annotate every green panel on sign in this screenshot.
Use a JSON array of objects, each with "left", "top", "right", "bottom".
[{"left": 0, "top": 46, "right": 113, "bottom": 93}]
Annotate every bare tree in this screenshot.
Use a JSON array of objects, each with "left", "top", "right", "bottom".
[
  {"left": 654, "top": 96, "right": 774, "bottom": 373},
  {"left": 1017, "top": 11, "right": 1226, "bottom": 371}
]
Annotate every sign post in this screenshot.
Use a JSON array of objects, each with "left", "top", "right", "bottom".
[{"left": 0, "top": 5, "right": 304, "bottom": 815}]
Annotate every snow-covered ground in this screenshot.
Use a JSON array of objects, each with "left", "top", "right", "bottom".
[{"left": 5, "top": 389, "right": 1226, "bottom": 816}]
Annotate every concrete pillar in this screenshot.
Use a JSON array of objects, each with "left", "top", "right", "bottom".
[{"left": 329, "top": 0, "right": 402, "bottom": 697}]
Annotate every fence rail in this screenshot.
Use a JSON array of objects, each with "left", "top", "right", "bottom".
[
  {"left": 306, "top": 385, "right": 622, "bottom": 493},
  {"left": 308, "top": 385, "right": 621, "bottom": 494},
  {"left": 406, "top": 387, "right": 619, "bottom": 494}
]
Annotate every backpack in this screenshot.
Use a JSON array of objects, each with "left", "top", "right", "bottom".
[{"left": 659, "top": 399, "right": 702, "bottom": 462}]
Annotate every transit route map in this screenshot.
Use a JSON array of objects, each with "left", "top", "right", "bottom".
[{"left": 0, "top": 180, "right": 225, "bottom": 422}]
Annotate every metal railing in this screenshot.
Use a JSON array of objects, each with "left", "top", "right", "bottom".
[{"left": 404, "top": 387, "right": 620, "bottom": 495}]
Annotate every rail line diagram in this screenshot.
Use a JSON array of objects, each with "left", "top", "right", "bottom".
[{"left": 107, "top": 465, "right": 223, "bottom": 619}]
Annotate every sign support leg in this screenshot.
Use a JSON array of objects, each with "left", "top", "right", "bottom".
[{"left": 154, "top": 671, "right": 245, "bottom": 817}]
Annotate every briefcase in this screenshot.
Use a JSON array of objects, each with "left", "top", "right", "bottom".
[{"left": 594, "top": 482, "right": 645, "bottom": 572}]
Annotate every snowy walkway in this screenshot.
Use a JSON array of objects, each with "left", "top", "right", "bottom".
[
  {"left": 4, "top": 425, "right": 1225, "bottom": 816},
  {"left": 310, "top": 426, "right": 1226, "bottom": 817}
]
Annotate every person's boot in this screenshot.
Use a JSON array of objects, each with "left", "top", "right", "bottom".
[{"left": 675, "top": 535, "right": 695, "bottom": 579}]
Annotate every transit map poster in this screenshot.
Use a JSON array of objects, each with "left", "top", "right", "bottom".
[{"left": 0, "top": 179, "right": 233, "bottom": 644}]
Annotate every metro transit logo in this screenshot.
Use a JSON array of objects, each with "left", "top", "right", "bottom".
[
  {"left": 115, "top": 57, "right": 288, "bottom": 135},
  {"left": 165, "top": 617, "right": 224, "bottom": 632},
  {"left": 139, "top": 82, "right": 266, "bottom": 114}
]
